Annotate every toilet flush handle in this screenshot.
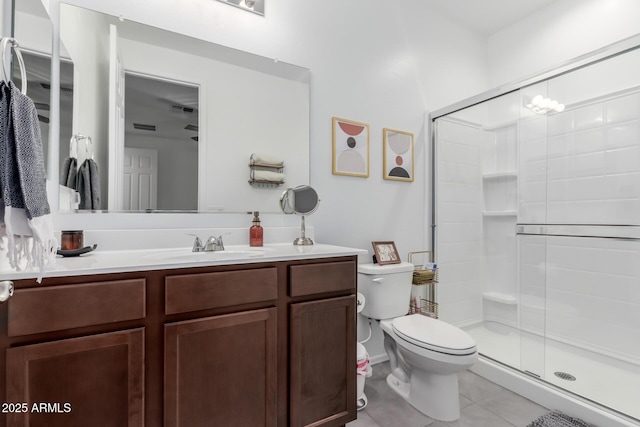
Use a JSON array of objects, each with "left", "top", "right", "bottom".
[{"left": 372, "top": 277, "right": 384, "bottom": 283}]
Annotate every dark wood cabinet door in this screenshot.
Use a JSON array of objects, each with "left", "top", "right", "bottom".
[
  {"left": 290, "top": 295, "right": 356, "bottom": 427},
  {"left": 164, "top": 307, "right": 277, "bottom": 427},
  {"left": 5, "top": 328, "right": 144, "bottom": 427}
]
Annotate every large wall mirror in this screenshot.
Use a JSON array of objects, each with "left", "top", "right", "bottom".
[{"left": 14, "top": 0, "right": 310, "bottom": 214}]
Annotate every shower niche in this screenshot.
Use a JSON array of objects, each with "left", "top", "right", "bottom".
[
  {"left": 480, "top": 118, "right": 519, "bottom": 328},
  {"left": 481, "top": 120, "right": 518, "bottom": 216}
]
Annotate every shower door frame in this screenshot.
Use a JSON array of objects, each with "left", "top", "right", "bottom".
[{"left": 429, "top": 33, "right": 640, "bottom": 425}]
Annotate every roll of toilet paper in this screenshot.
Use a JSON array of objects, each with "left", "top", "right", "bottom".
[{"left": 356, "top": 292, "right": 365, "bottom": 313}]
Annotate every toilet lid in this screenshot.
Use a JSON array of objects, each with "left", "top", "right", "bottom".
[{"left": 392, "top": 314, "right": 476, "bottom": 356}]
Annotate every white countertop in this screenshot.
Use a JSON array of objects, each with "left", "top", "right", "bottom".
[{"left": 0, "top": 243, "right": 368, "bottom": 281}]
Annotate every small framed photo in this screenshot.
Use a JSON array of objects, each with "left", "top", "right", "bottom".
[
  {"left": 383, "top": 128, "right": 414, "bottom": 182},
  {"left": 372, "top": 241, "right": 401, "bottom": 265},
  {"left": 332, "top": 117, "right": 369, "bottom": 178}
]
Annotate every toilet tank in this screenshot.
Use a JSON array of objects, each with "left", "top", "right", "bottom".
[{"left": 358, "top": 262, "right": 414, "bottom": 319}]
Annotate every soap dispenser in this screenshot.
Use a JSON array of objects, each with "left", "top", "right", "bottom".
[{"left": 250, "top": 211, "right": 263, "bottom": 247}]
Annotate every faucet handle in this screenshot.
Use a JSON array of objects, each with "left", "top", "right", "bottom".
[
  {"left": 204, "top": 235, "right": 225, "bottom": 251},
  {"left": 189, "top": 234, "right": 204, "bottom": 252}
]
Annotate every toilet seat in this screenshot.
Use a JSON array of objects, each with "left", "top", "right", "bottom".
[{"left": 392, "top": 314, "right": 476, "bottom": 356}]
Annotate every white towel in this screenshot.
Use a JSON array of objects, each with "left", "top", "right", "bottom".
[
  {"left": 0, "top": 82, "right": 57, "bottom": 282},
  {"left": 251, "top": 169, "right": 284, "bottom": 183},
  {"left": 250, "top": 153, "right": 284, "bottom": 167}
]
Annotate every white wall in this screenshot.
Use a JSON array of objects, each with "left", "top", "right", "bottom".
[{"left": 487, "top": 0, "right": 640, "bottom": 88}]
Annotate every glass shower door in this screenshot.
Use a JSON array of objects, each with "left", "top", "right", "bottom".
[
  {"left": 435, "top": 91, "right": 522, "bottom": 370},
  {"left": 516, "top": 46, "right": 640, "bottom": 420}
]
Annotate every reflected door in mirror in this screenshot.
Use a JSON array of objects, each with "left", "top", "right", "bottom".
[{"left": 123, "top": 148, "right": 158, "bottom": 210}]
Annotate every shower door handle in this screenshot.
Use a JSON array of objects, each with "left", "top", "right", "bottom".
[{"left": 516, "top": 224, "right": 640, "bottom": 241}]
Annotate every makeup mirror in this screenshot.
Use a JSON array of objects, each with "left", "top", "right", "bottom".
[{"left": 280, "top": 185, "right": 319, "bottom": 245}]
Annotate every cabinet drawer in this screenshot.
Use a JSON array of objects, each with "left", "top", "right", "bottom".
[
  {"left": 8, "top": 279, "right": 146, "bottom": 337},
  {"left": 289, "top": 261, "right": 356, "bottom": 297},
  {"left": 165, "top": 267, "right": 278, "bottom": 315}
]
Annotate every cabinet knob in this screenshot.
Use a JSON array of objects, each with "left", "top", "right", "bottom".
[{"left": 0, "top": 280, "right": 14, "bottom": 302}]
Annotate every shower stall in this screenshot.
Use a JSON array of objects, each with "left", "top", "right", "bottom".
[{"left": 432, "top": 36, "right": 640, "bottom": 425}]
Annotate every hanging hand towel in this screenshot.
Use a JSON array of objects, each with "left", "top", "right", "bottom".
[
  {"left": 76, "top": 158, "right": 101, "bottom": 210},
  {"left": 60, "top": 156, "right": 77, "bottom": 189},
  {"left": 60, "top": 136, "right": 78, "bottom": 189},
  {"left": 0, "top": 82, "right": 57, "bottom": 282}
]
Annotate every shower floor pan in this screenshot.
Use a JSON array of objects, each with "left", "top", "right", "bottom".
[{"left": 465, "top": 321, "right": 640, "bottom": 421}]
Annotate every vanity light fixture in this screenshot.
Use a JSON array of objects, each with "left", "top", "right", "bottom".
[
  {"left": 526, "top": 94, "right": 565, "bottom": 114},
  {"left": 213, "top": 0, "right": 264, "bottom": 16}
]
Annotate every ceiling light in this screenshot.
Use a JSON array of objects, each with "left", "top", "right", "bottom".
[{"left": 526, "top": 95, "right": 565, "bottom": 114}]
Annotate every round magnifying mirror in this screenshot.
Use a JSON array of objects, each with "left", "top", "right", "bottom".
[{"left": 279, "top": 185, "right": 319, "bottom": 245}]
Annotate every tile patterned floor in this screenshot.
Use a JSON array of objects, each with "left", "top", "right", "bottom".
[{"left": 347, "top": 362, "right": 549, "bottom": 427}]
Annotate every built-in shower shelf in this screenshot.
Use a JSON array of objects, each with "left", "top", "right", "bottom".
[
  {"left": 483, "top": 292, "right": 518, "bottom": 305},
  {"left": 483, "top": 210, "right": 517, "bottom": 217},
  {"left": 482, "top": 171, "right": 518, "bottom": 180}
]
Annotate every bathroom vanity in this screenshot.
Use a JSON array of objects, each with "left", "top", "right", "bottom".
[{"left": 0, "top": 245, "right": 360, "bottom": 427}]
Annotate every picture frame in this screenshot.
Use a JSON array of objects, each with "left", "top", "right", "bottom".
[
  {"left": 383, "top": 128, "right": 414, "bottom": 182},
  {"left": 332, "top": 117, "right": 370, "bottom": 177},
  {"left": 372, "top": 241, "right": 401, "bottom": 265}
]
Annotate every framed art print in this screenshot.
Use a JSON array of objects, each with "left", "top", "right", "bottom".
[
  {"left": 372, "top": 241, "right": 401, "bottom": 265},
  {"left": 383, "top": 128, "right": 414, "bottom": 182},
  {"left": 332, "top": 117, "right": 369, "bottom": 177}
]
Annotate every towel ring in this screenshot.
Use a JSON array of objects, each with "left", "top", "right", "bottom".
[
  {"left": 83, "top": 136, "right": 94, "bottom": 160},
  {"left": 0, "top": 37, "right": 27, "bottom": 95},
  {"left": 69, "top": 135, "right": 78, "bottom": 158}
]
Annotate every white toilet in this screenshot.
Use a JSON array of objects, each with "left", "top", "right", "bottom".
[{"left": 358, "top": 262, "right": 477, "bottom": 422}]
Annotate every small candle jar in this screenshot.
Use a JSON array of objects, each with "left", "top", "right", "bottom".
[{"left": 61, "top": 230, "right": 84, "bottom": 251}]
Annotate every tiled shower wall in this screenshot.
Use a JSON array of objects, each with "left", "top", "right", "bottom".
[
  {"left": 519, "top": 90, "right": 640, "bottom": 224},
  {"left": 519, "top": 235, "right": 640, "bottom": 363},
  {"left": 436, "top": 118, "right": 484, "bottom": 326}
]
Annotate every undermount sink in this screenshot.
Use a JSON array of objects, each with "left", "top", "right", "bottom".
[{"left": 144, "top": 247, "right": 266, "bottom": 262}]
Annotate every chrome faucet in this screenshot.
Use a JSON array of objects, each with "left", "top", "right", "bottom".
[
  {"left": 191, "top": 234, "right": 225, "bottom": 252},
  {"left": 204, "top": 235, "right": 225, "bottom": 252},
  {"left": 191, "top": 235, "right": 204, "bottom": 252}
]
